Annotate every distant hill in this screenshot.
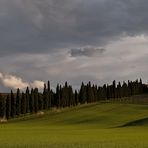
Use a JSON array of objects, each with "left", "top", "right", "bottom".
[{"left": 10, "top": 101, "right": 148, "bottom": 128}]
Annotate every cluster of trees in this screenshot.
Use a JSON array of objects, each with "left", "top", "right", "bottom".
[{"left": 0, "top": 79, "right": 147, "bottom": 119}]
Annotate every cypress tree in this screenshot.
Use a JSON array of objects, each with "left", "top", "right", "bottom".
[
  {"left": 102, "top": 84, "right": 107, "bottom": 100},
  {"left": 16, "top": 88, "right": 21, "bottom": 116},
  {"left": 43, "top": 84, "right": 49, "bottom": 109},
  {"left": 64, "top": 82, "right": 69, "bottom": 106},
  {"left": 47, "top": 81, "right": 50, "bottom": 92},
  {"left": 55, "top": 84, "right": 62, "bottom": 107},
  {"left": 123, "top": 82, "right": 128, "bottom": 97},
  {"left": 30, "top": 88, "right": 35, "bottom": 113},
  {"left": 38, "top": 93, "right": 43, "bottom": 111},
  {"left": 79, "top": 82, "right": 87, "bottom": 104},
  {"left": 68, "top": 85, "right": 74, "bottom": 106},
  {"left": 86, "top": 82, "right": 94, "bottom": 103},
  {"left": 139, "top": 78, "right": 143, "bottom": 94},
  {"left": 107, "top": 85, "right": 112, "bottom": 99},
  {"left": 61, "top": 85, "right": 66, "bottom": 107},
  {"left": 92, "top": 85, "right": 97, "bottom": 102},
  {"left": 11, "top": 90, "right": 16, "bottom": 118},
  {"left": 34, "top": 88, "right": 39, "bottom": 113},
  {"left": 0, "top": 94, "right": 6, "bottom": 118},
  {"left": 128, "top": 80, "right": 132, "bottom": 96},
  {"left": 26, "top": 87, "right": 30, "bottom": 113},
  {"left": 47, "top": 81, "right": 51, "bottom": 109},
  {"left": 21, "top": 92, "right": 26, "bottom": 115},
  {"left": 112, "top": 80, "right": 116, "bottom": 99},
  {"left": 6, "top": 95, "right": 11, "bottom": 119},
  {"left": 56, "top": 84, "right": 60, "bottom": 107},
  {"left": 74, "top": 90, "right": 79, "bottom": 106},
  {"left": 118, "top": 82, "right": 121, "bottom": 98},
  {"left": 50, "top": 90, "right": 55, "bottom": 107}
]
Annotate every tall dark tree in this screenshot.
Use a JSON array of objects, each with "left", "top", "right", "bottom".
[
  {"left": 16, "top": 88, "right": 21, "bottom": 116},
  {"left": 34, "top": 88, "right": 39, "bottom": 113},
  {"left": 56, "top": 84, "right": 61, "bottom": 107},
  {"left": 0, "top": 94, "right": 6, "bottom": 118},
  {"left": 26, "top": 87, "right": 30, "bottom": 113},
  {"left": 47, "top": 81, "right": 50, "bottom": 92},
  {"left": 74, "top": 90, "right": 79, "bottom": 106},
  {"left": 102, "top": 84, "right": 107, "bottom": 100},
  {"left": 43, "top": 84, "right": 49, "bottom": 110},
  {"left": 21, "top": 92, "right": 26, "bottom": 115},
  {"left": 38, "top": 93, "right": 43, "bottom": 111},
  {"left": 68, "top": 85, "right": 74, "bottom": 106},
  {"left": 11, "top": 90, "right": 16, "bottom": 118},
  {"left": 92, "top": 85, "right": 98, "bottom": 102},
  {"left": 86, "top": 82, "right": 94, "bottom": 103},
  {"left": 61, "top": 84, "right": 68, "bottom": 107},
  {"left": 79, "top": 82, "right": 87, "bottom": 104},
  {"left": 117, "top": 82, "right": 121, "bottom": 98},
  {"left": 6, "top": 95, "right": 11, "bottom": 119},
  {"left": 112, "top": 80, "right": 116, "bottom": 99},
  {"left": 30, "top": 88, "right": 35, "bottom": 113},
  {"left": 47, "top": 81, "right": 51, "bottom": 109}
]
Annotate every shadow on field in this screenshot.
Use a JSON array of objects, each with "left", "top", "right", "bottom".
[{"left": 118, "top": 117, "right": 148, "bottom": 128}]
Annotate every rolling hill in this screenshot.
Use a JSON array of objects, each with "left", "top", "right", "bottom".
[{"left": 1, "top": 102, "right": 148, "bottom": 147}]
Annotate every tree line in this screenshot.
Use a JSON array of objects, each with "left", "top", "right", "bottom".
[{"left": 0, "top": 79, "right": 147, "bottom": 119}]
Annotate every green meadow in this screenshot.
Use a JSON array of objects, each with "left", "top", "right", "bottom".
[{"left": 1, "top": 102, "right": 148, "bottom": 148}]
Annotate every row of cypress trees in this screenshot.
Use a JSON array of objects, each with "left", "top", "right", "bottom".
[{"left": 0, "top": 79, "right": 147, "bottom": 119}]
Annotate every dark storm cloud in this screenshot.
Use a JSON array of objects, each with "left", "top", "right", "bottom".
[
  {"left": 1, "top": 0, "right": 148, "bottom": 56},
  {"left": 1, "top": 0, "right": 148, "bottom": 91},
  {"left": 70, "top": 48, "right": 105, "bottom": 57}
]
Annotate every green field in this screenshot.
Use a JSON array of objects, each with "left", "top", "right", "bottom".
[{"left": 1, "top": 102, "right": 148, "bottom": 148}]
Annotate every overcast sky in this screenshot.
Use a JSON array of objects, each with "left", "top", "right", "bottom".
[{"left": 1, "top": 0, "right": 148, "bottom": 92}]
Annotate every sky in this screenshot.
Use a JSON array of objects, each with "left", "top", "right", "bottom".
[{"left": 1, "top": 0, "right": 148, "bottom": 92}]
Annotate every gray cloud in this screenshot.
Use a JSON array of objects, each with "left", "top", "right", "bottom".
[
  {"left": 1, "top": 0, "right": 148, "bottom": 56},
  {"left": 1, "top": 0, "right": 148, "bottom": 91},
  {"left": 70, "top": 48, "right": 105, "bottom": 57}
]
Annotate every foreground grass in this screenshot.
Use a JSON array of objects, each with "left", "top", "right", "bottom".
[{"left": 1, "top": 102, "right": 148, "bottom": 147}]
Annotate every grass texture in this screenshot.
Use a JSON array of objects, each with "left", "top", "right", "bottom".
[{"left": 0, "top": 102, "right": 148, "bottom": 147}]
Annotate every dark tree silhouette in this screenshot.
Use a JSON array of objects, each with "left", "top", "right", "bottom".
[
  {"left": 6, "top": 95, "right": 11, "bottom": 119},
  {"left": 0, "top": 79, "right": 146, "bottom": 120}
]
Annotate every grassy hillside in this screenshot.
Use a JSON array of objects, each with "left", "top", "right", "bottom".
[{"left": 1, "top": 102, "right": 148, "bottom": 147}]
